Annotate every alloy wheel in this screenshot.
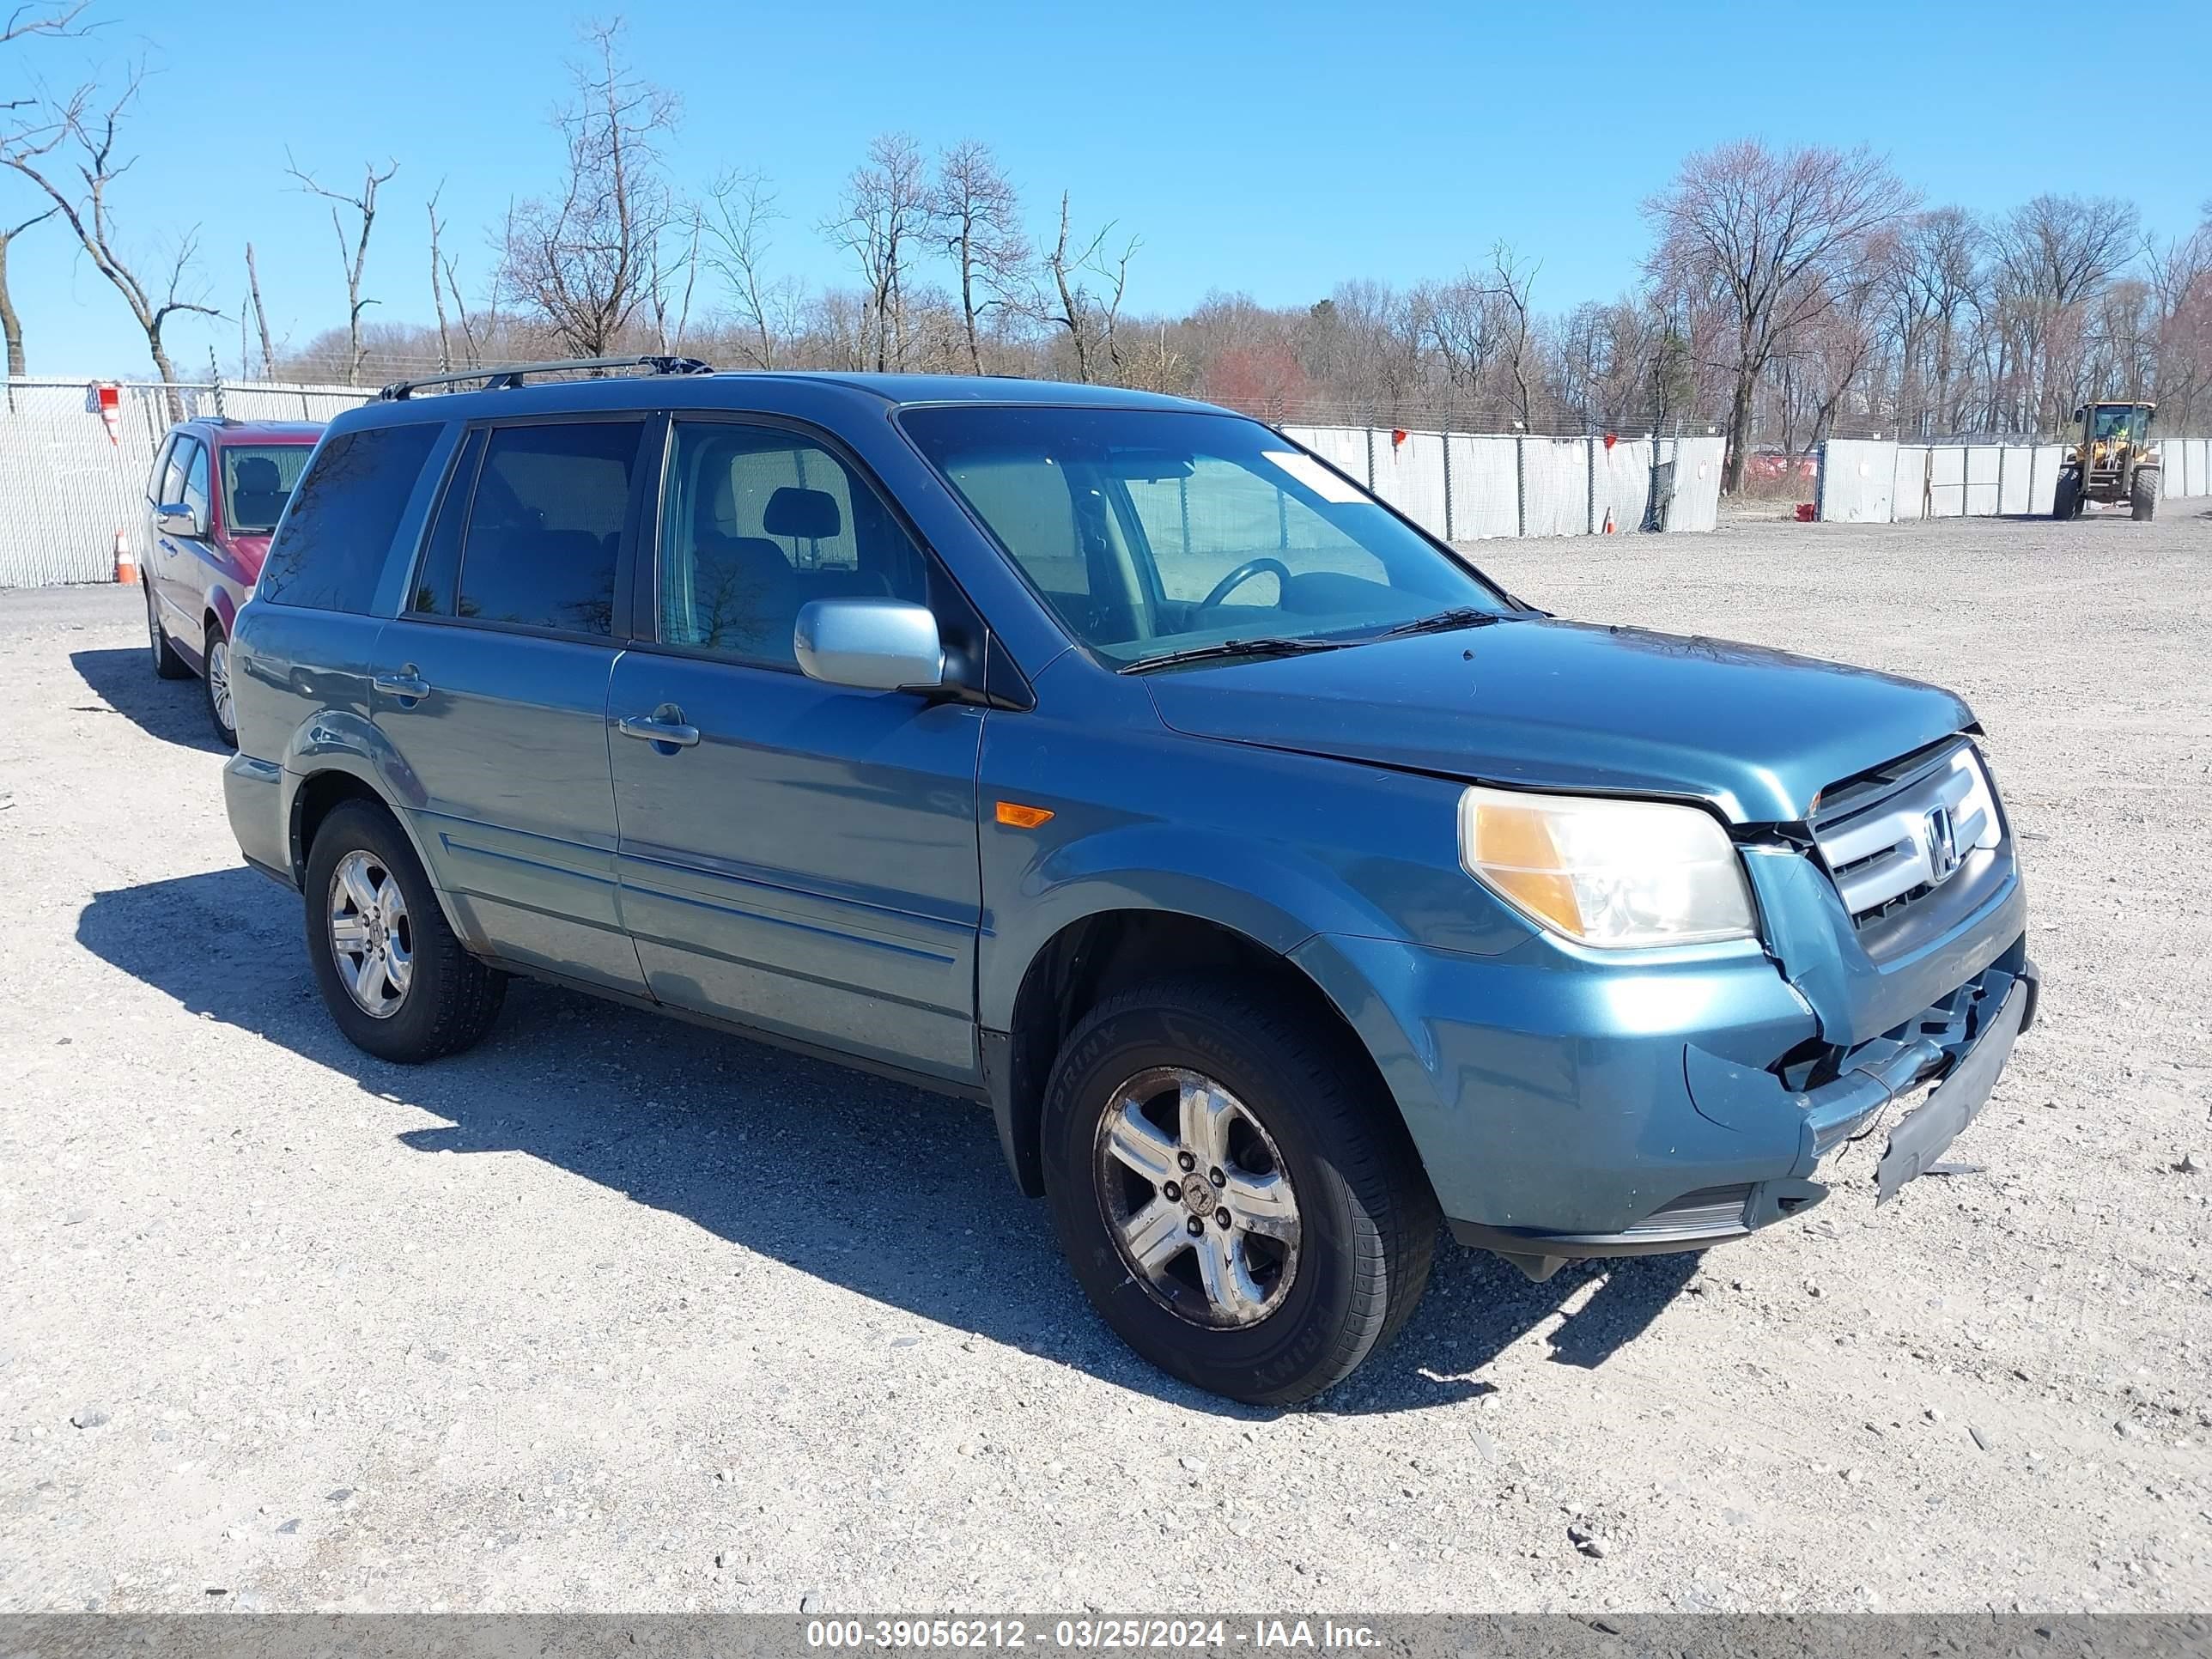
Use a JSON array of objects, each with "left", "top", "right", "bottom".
[
  {"left": 326, "top": 850, "right": 413, "bottom": 1018},
  {"left": 1093, "top": 1066, "right": 1301, "bottom": 1328},
  {"left": 206, "top": 637, "right": 234, "bottom": 735}
]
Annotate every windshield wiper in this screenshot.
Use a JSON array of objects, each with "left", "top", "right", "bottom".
[
  {"left": 1371, "top": 606, "right": 1524, "bottom": 640},
  {"left": 1120, "top": 636, "right": 1354, "bottom": 674}
]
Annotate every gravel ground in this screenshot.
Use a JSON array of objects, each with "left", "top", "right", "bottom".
[{"left": 3, "top": 504, "right": 2209, "bottom": 1615}]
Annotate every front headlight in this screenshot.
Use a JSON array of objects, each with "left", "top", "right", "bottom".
[{"left": 1457, "top": 785, "right": 1756, "bottom": 948}]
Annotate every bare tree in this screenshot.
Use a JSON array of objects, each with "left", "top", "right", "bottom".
[
  {"left": 0, "top": 204, "right": 52, "bottom": 373},
  {"left": 703, "top": 168, "right": 805, "bottom": 368},
  {"left": 1644, "top": 139, "right": 1914, "bottom": 490},
  {"left": 933, "top": 139, "right": 1026, "bottom": 373},
  {"left": 1986, "top": 194, "right": 2141, "bottom": 428},
  {"left": 496, "top": 18, "right": 678, "bottom": 359},
  {"left": 1491, "top": 242, "right": 1540, "bottom": 425},
  {"left": 3, "top": 67, "right": 218, "bottom": 416},
  {"left": 1037, "top": 191, "right": 1136, "bottom": 384},
  {"left": 821, "top": 131, "right": 932, "bottom": 372},
  {"left": 240, "top": 240, "right": 276, "bottom": 379},
  {"left": 424, "top": 185, "right": 451, "bottom": 372},
  {"left": 648, "top": 201, "right": 702, "bottom": 354},
  {"left": 285, "top": 153, "right": 395, "bottom": 386}
]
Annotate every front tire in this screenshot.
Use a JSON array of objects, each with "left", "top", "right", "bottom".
[
  {"left": 303, "top": 799, "right": 506, "bottom": 1063},
  {"left": 2131, "top": 468, "right": 2158, "bottom": 522},
  {"left": 2052, "top": 469, "right": 2081, "bottom": 520},
  {"left": 1041, "top": 975, "right": 1437, "bottom": 1406},
  {"left": 202, "top": 618, "right": 238, "bottom": 749}
]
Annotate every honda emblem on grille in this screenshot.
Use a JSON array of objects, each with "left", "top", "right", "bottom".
[{"left": 1924, "top": 805, "right": 1960, "bottom": 884}]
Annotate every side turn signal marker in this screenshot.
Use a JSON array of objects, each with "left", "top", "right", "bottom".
[{"left": 995, "top": 800, "right": 1055, "bottom": 830}]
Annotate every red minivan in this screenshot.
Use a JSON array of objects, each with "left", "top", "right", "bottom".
[{"left": 144, "top": 418, "right": 322, "bottom": 746}]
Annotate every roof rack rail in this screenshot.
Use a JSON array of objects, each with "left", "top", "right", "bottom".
[{"left": 377, "top": 355, "right": 714, "bottom": 402}]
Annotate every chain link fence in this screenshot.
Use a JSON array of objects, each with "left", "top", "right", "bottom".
[{"left": 0, "top": 379, "right": 370, "bottom": 589}]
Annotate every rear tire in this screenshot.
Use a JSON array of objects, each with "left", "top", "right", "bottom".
[
  {"left": 1040, "top": 974, "right": 1437, "bottom": 1406},
  {"left": 303, "top": 799, "right": 506, "bottom": 1064},
  {"left": 202, "top": 618, "right": 238, "bottom": 750},
  {"left": 147, "top": 585, "right": 190, "bottom": 680},
  {"left": 2131, "top": 469, "right": 2158, "bottom": 522},
  {"left": 2052, "top": 470, "right": 2081, "bottom": 520}
]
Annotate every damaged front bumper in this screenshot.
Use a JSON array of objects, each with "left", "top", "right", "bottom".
[{"left": 1447, "top": 952, "right": 2039, "bottom": 1279}]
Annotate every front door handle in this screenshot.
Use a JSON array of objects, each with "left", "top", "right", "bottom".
[
  {"left": 373, "top": 669, "right": 433, "bottom": 701},
  {"left": 617, "top": 712, "right": 701, "bottom": 749}
]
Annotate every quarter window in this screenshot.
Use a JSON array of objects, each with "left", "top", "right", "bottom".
[
  {"left": 259, "top": 422, "right": 441, "bottom": 614},
  {"left": 455, "top": 422, "right": 641, "bottom": 636},
  {"left": 656, "top": 421, "right": 930, "bottom": 667}
]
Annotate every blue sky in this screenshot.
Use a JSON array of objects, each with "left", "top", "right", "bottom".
[{"left": 7, "top": 0, "right": 2209, "bottom": 380}]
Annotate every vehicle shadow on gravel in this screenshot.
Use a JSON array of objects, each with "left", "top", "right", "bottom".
[
  {"left": 69, "top": 646, "right": 225, "bottom": 754},
  {"left": 76, "top": 865, "right": 1693, "bottom": 1417}
]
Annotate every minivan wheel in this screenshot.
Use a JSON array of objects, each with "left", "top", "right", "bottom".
[
  {"left": 303, "top": 799, "right": 506, "bottom": 1063},
  {"left": 202, "top": 620, "right": 238, "bottom": 749},
  {"left": 1041, "top": 975, "right": 1437, "bottom": 1406},
  {"left": 146, "top": 585, "right": 190, "bottom": 680}
]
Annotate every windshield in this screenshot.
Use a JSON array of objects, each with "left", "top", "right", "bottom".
[
  {"left": 900, "top": 405, "right": 1509, "bottom": 667},
  {"left": 220, "top": 443, "right": 315, "bottom": 534},
  {"left": 2089, "top": 406, "right": 2147, "bottom": 444}
]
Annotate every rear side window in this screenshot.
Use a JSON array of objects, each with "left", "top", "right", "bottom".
[
  {"left": 260, "top": 423, "right": 440, "bottom": 614},
  {"left": 456, "top": 422, "right": 640, "bottom": 636},
  {"left": 219, "top": 445, "right": 314, "bottom": 534}
]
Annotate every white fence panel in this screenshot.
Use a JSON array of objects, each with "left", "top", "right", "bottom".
[
  {"left": 1818, "top": 439, "right": 1897, "bottom": 522},
  {"left": 1668, "top": 436, "right": 1724, "bottom": 532},
  {"left": 1365, "top": 429, "right": 1449, "bottom": 538},
  {"left": 1963, "top": 446, "right": 2002, "bottom": 516},
  {"left": 1924, "top": 447, "right": 1967, "bottom": 518},
  {"left": 1893, "top": 446, "right": 1929, "bottom": 521},
  {"left": 1590, "top": 438, "right": 1652, "bottom": 532},
  {"left": 1280, "top": 424, "right": 1370, "bottom": 489},
  {"left": 1446, "top": 434, "right": 1519, "bottom": 539},
  {"left": 2027, "top": 446, "right": 2063, "bottom": 514},
  {"left": 1996, "top": 447, "right": 2032, "bottom": 515},
  {"left": 1521, "top": 438, "right": 1591, "bottom": 538}
]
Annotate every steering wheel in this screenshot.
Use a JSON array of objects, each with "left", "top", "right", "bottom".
[{"left": 1200, "top": 556, "right": 1292, "bottom": 610}]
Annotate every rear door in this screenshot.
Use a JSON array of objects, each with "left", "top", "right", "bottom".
[
  {"left": 605, "top": 416, "right": 985, "bottom": 1081},
  {"left": 152, "top": 435, "right": 211, "bottom": 656},
  {"left": 371, "top": 416, "right": 654, "bottom": 994}
]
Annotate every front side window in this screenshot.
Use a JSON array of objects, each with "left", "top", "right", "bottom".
[
  {"left": 219, "top": 444, "right": 314, "bottom": 534},
  {"left": 656, "top": 420, "right": 930, "bottom": 667},
  {"left": 260, "top": 422, "right": 440, "bottom": 614},
  {"left": 179, "top": 440, "right": 210, "bottom": 533},
  {"left": 456, "top": 422, "right": 641, "bottom": 636},
  {"left": 156, "top": 437, "right": 194, "bottom": 514},
  {"left": 900, "top": 405, "right": 1504, "bottom": 667},
  {"left": 147, "top": 435, "right": 177, "bottom": 504}
]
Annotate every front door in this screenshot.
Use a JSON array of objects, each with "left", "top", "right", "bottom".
[
  {"left": 372, "top": 417, "right": 655, "bottom": 994},
  {"left": 607, "top": 417, "right": 984, "bottom": 1082}
]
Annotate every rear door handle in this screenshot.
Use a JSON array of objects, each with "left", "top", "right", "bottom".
[
  {"left": 373, "top": 670, "right": 433, "bottom": 701},
  {"left": 617, "top": 713, "right": 701, "bottom": 749}
]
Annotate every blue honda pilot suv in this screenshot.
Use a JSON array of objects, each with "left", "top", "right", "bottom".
[{"left": 223, "top": 357, "right": 2037, "bottom": 1405}]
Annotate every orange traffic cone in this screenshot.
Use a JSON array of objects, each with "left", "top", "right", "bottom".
[
  {"left": 1602, "top": 508, "right": 1615, "bottom": 534},
  {"left": 113, "top": 530, "right": 137, "bottom": 585}
]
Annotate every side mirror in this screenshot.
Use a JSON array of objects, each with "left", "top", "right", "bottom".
[
  {"left": 793, "top": 598, "right": 945, "bottom": 693},
  {"left": 155, "top": 502, "right": 203, "bottom": 538}
]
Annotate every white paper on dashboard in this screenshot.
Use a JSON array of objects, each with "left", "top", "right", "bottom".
[{"left": 1262, "top": 450, "right": 1365, "bottom": 504}]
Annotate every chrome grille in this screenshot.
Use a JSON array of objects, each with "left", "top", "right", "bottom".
[{"left": 1810, "top": 740, "right": 1997, "bottom": 924}]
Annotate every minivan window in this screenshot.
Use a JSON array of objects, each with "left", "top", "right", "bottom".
[
  {"left": 259, "top": 422, "right": 440, "bottom": 614},
  {"left": 456, "top": 422, "right": 640, "bottom": 636},
  {"left": 179, "top": 439, "right": 210, "bottom": 533},
  {"left": 147, "top": 435, "right": 177, "bottom": 504},
  {"left": 656, "top": 420, "right": 930, "bottom": 666},
  {"left": 220, "top": 445, "right": 313, "bottom": 534},
  {"left": 902, "top": 405, "right": 1505, "bottom": 667},
  {"left": 156, "top": 437, "right": 193, "bottom": 513}
]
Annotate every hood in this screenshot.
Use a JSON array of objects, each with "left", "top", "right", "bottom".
[{"left": 1141, "top": 619, "right": 1972, "bottom": 823}]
